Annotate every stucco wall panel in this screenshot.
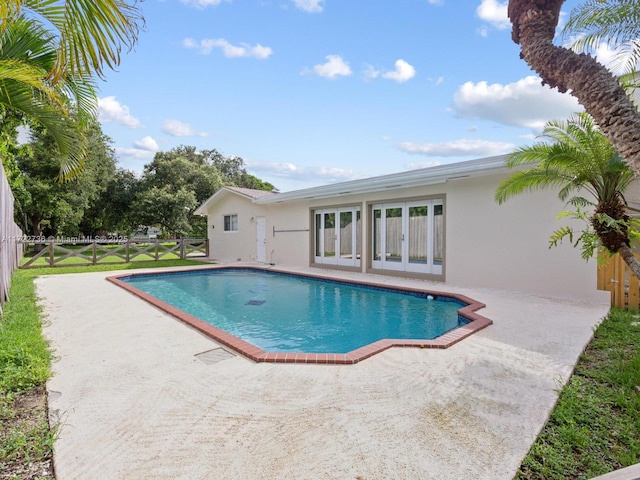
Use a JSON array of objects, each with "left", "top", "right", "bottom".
[{"left": 445, "top": 173, "right": 599, "bottom": 300}]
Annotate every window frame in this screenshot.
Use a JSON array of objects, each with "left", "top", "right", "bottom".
[{"left": 223, "top": 214, "right": 238, "bottom": 232}]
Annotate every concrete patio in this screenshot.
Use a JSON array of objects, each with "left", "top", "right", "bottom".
[{"left": 38, "top": 264, "right": 611, "bottom": 479}]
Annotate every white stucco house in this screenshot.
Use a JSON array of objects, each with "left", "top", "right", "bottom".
[{"left": 195, "top": 154, "right": 610, "bottom": 302}]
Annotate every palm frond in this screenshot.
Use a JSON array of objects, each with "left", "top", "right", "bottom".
[
  {"left": 495, "top": 168, "right": 575, "bottom": 204},
  {"left": 562, "top": 0, "right": 640, "bottom": 75},
  {"left": 22, "top": 0, "right": 144, "bottom": 81}
]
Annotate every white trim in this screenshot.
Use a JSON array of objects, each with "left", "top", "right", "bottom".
[{"left": 254, "top": 155, "right": 508, "bottom": 204}]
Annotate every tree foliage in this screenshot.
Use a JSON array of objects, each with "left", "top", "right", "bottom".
[
  {"left": 563, "top": 0, "right": 640, "bottom": 76},
  {"left": 0, "top": 0, "right": 143, "bottom": 178},
  {"left": 507, "top": 0, "right": 640, "bottom": 178},
  {"left": 496, "top": 113, "right": 640, "bottom": 278},
  {"left": 15, "top": 120, "right": 116, "bottom": 237},
  {"left": 130, "top": 145, "right": 275, "bottom": 237}
]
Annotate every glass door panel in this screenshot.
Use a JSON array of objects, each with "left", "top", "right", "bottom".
[
  {"left": 338, "top": 210, "right": 353, "bottom": 262},
  {"left": 373, "top": 208, "right": 382, "bottom": 262},
  {"left": 323, "top": 212, "right": 337, "bottom": 263},
  {"left": 314, "top": 213, "right": 322, "bottom": 259},
  {"left": 355, "top": 209, "right": 361, "bottom": 263},
  {"left": 408, "top": 205, "right": 428, "bottom": 265},
  {"left": 433, "top": 203, "right": 443, "bottom": 274},
  {"left": 383, "top": 206, "right": 404, "bottom": 270}
]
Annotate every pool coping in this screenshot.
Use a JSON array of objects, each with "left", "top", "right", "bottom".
[{"left": 106, "top": 265, "right": 493, "bottom": 365}]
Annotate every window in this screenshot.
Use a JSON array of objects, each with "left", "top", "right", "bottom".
[
  {"left": 313, "top": 206, "right": 361, "bottom": 267},
  {"left": 223, "top": 214, "right": 238, "bottom": 232}
]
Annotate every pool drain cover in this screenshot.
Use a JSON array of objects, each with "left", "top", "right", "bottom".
[
  {"left": 195, "top": 348, "right": 236, "bottom": 365},
  {"left": 246, "top": 300, "right": 265, "bottom": 306}
]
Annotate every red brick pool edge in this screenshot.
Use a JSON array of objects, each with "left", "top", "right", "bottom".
[{"left": 106, "top": 266, "right": 493, "bottom": 365}]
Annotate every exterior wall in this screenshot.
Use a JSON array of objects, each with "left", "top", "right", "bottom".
[
  {"left": 263, "top": 202, "right": 311, "bottom": 266},
  {"left": 205, "top": 194, "right": 269, "bottom": 262},
  {"left": 444, "top": 173, "right": 599, "bottom": 300},
  {"left": 203, "top": 173, "right": 607, "bottom": 301}
]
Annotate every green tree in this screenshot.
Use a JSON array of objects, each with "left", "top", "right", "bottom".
[
  {"left": 132, "top": 186, "right": 198, "bottom": 238},
  {"left": 86, "top": 168, "right": 140, "bottom": 235},
  {"left": 507, "top": 1, "right": 640, "bottom": 177},
  {"left": 132, "top": 146, "right": 275, "bottom": 237},
  {"left": 17, "top": 120, "right": 116, "bottom": 237},
  {"left": 496, "top": 113, "right": 640, "bottom": 277}
]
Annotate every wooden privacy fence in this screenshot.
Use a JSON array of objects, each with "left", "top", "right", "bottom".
[
  {"left": 597, "top": 253, "right": 640, "bottom": 309},
  {"left": 20, "top": 238, "right": 208, "bottom": 269},
  {"left": 0, "top": 167, "right": 24, "bottom": 314}
]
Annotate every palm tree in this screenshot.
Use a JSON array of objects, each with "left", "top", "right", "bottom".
[
  {"left": 562, "top": 0, "right": 640, "bottom": 77},
  {"left": 0, "top": 17, "right": 93, "bottom": 178},
  {"left": 507, "top": 0, "right": 640, "bottom": 179},
  {"left": 3, "top": 0, "right": 143, "bottom": 80},
  {"left": 0, "top": 0, "right": 143, "bottom": 178},
  {"left": 496, "top": 113, "right": 640, "bottom": 278}
]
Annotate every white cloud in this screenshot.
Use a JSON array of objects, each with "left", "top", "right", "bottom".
[
  {"left": 398, "top": 139, "right": 515, "bottom": 157},
  {"left": 115, "top": 147, "right": 156, "bottom": 161},
  {"left": 183, "top": 38, "right": 272, "bottom": 59},
  {"left": 292, "top": 0, "right": 323, "bottom": 13},
  {"left": 593, "top": 41, "right": 640, "bottom": 76},
  {"left": 453, "top": 76, "right": 582, "bottom": 130},
  {"left": 246, "top": 160, "right": 362, "bottom": 183},
  {"left": 363, "top": 65, "right": 381, "bottom": 81},
  {"left": 98, "top": 96, "right": 141, "bottom": 128},
  {"left": 133, "top": 136, "right": 159, "bottom": 152},
  {"left": 476, "top": 0, "right": 510, "bottom": 31},
  {"left": 382, "top": 59, "right": 416, "bottom": 83},
  {"left": 179, "top": 0, "right": 230, "bottom": 9},
  {"left": 162, "top": 119, "right": 208, "bottom": 137},
  {"left": 307, "top": 55, "right": 352, "bottom": 79},
  {"left": 426, "top": 0, "right": 443, "bottom": 5}
]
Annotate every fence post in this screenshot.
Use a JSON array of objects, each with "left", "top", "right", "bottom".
[
  {"left": 126, "top": 240, "right": 130, "bottom": 263},
  {"left": 155, "top": 239, "right": 159, "bottom": 261},
  {"left": 49, "top": 241, "right": 54, "bottom": 267},
  {"left": 92, "top": 241, "right": 97, "bottom": 265},
  {"left": 180, "top": 237, "right": 185, "bottom": 259}
]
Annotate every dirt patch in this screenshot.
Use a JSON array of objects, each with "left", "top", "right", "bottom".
[{"left": 0, "top": 386, "right": 55, "bottom": 480}]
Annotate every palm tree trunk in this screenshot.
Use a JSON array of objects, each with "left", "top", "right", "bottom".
[
  {"left": 508, "top": 0, "right": 640, "bottom": 176},
  {"left": 617, "top": 244, "right": 640, "bottom": 281}
]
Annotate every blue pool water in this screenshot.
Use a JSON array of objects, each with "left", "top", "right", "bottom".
[{"left": 121, "top": 269, "right": 468, "bottom": 354}]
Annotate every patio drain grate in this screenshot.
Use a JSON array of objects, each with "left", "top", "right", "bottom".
[{"left": 195, "top": 348, "right": 236, "bottom": 365}]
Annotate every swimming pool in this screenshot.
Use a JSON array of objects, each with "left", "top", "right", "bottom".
[{"left": 108, "top": 267, "right": 492, "bottom": 364}]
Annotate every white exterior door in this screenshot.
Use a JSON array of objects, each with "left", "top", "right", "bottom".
[
  {"left": 371, "top": 200, "right": 443, "bottom": 275},
  {"left": 256, "top": 217, "right": 266, "bottom": 263}
]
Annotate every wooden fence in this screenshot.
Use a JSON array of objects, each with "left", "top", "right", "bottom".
[
  {"left": 597, "top": 253, "right": 640, "bottom": 309},
  {"left": 19, "top": 238, "right": 208, "bottom": 269},
  {"left": 0, "top": 166, "right": 24, "bottom": 314}
]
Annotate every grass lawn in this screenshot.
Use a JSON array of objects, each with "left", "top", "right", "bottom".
[
  {"left": 1, "top": 263, "right": 639, "bottom": 479},
  {"left": 517, "top": 308, "right": 640, "bottom": 479},
  {"left": 0, "top": 259, "right": 205, "bottom": 479}
]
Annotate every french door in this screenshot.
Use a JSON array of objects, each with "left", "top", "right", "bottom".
[
  {"left": 371, "top": 199, "right": 443, "bottom": 275},
  {"left": 314, "top": 207, "right": 361, "bottom": 267}
]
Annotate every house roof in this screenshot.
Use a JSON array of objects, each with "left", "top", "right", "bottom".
[
  {"left": 194, "top": 186, "right": 277, "bottom": 215},
  {"left": 194, "top": 155, "right": 510, "bottom": 214},
  {"left": 254, "top": 154, "right": 509, "bottom": 204}
]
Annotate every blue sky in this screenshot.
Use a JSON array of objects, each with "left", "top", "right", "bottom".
[{"left": 95, "top": 0, "right": 609, "bottom": 192}]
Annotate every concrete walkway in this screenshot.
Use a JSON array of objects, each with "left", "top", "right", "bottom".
[{"left": 38, "top": 265, "right": 611, "bottom": 480}]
